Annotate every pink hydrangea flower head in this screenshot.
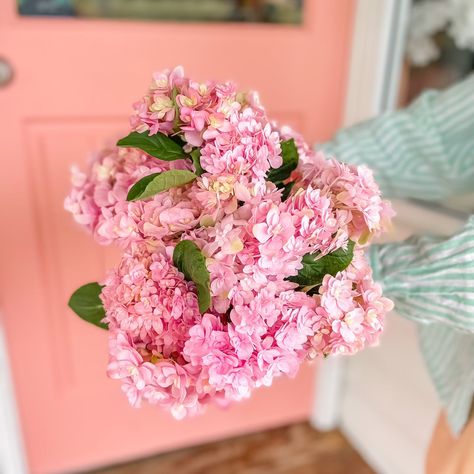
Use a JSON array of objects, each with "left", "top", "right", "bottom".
[
  {"left": 66, "top": 67, "right": 393, "bottom": 418},
  {"left": 295, "top": 149, "right": 394, "bottom": 245},
  {"left": 311, "top": 251, "right": 393, "bottom": 356}
]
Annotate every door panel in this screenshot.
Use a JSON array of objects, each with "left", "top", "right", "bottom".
[{"left": 0, "top": 2, "right": 355, "bottom": 472}]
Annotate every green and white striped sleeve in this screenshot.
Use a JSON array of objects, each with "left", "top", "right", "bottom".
[
  {"left": 319, "top": 74, "right": 474, "bottom": 201},
  {"left": 369, "top": 216, "right": 474, "bottom": 333}
]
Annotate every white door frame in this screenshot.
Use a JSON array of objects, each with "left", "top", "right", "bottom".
[{"left": 0, "top": 318, "right": 28, "bottom": 474}]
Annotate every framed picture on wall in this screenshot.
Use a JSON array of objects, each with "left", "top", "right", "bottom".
[{"left": 18, "top": 0, "right": 304, "bottom": 24}]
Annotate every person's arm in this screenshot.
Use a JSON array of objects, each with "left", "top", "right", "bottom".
[
  {"left": 319, "top": 74, "right": 474, "bottom": 201},
  {"left": 320, "top": 76, "right": 474, "bottom": 332},
  {"left": 322, "top": 76, "right": 474, "bottom": 439}
]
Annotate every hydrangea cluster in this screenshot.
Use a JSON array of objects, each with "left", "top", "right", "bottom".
[
  {"left": 64, "top": 147, "right": 198, "bottom": 247},
  {"left": 66, "top": 67, "right": 394, "bottom": 419}
]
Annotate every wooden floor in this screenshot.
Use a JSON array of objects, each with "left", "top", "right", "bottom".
[{"left": 88, "top": 422, "right": 374, "bottom": 474}]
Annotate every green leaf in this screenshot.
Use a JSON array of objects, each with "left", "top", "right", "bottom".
[
  {"left": 288, "top": 240, "right": 355, "bottom": 287},
  {"left": 173, "top": 240, "right": 211, "bottom": 313},
  {"left": 68, "top": 282, "right": 108, "bottom": 330},
  {"left": 190, "top": 149, "right": 204, "bottom": 176},
  {"left": 117, "top": 131, "right": 185, "bottom": 161},
  {"left": 281, "top": 181, "right": 295, "bottom": 201},
  {"left": 267, "top": 138, "right": 299, "bottom": 184},
  {"left": 127, "top": 170, "right": 197, "bottom": 201}
]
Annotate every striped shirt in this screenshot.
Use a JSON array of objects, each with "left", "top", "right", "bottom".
[{"left": 320, "top": 74, "right": 474, "bottom": 435}]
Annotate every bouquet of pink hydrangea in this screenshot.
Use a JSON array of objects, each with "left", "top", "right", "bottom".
[{"left": 65, "top": 66, "right": 394, "bottom": 419}]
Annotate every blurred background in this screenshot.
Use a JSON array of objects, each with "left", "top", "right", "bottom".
[{"left": 0, "top": 1, "right": 473, "bottom": 473}]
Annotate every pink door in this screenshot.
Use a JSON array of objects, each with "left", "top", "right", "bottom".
[{"left": 0, "top": 2, "right": 355, "bottom": 472}]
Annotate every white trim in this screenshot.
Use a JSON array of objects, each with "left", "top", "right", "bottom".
[
  {"left": 342, "top": 0, "right": 406, "bottom": 127},
  {"left": 310, "top": 0, "right": 410, "bottom": 432},
  {"left": 380, "top": 0, "right": 411, "bottom": 112},
  {"left": 310, "top": 356, "right": 347, "bottom": 431},
  {"left": 0, "top": 321, "right": 28, "bottom": 474}
]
